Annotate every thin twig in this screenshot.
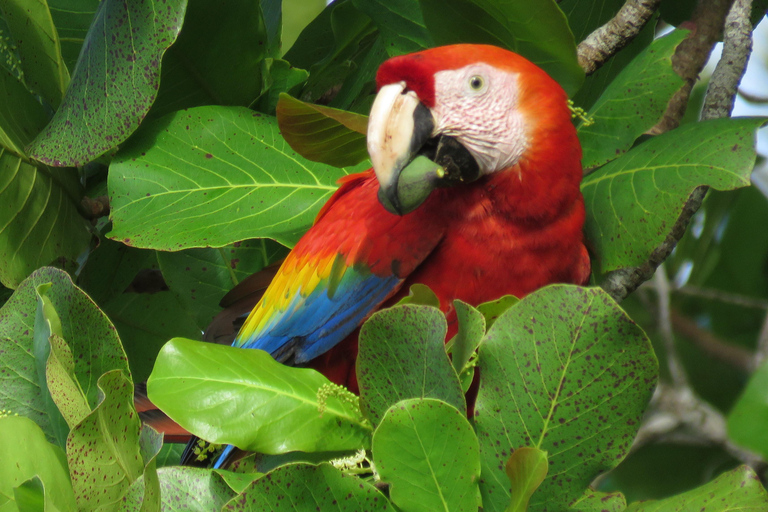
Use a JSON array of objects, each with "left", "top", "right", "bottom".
[
  {"left": 755, "top": 311, "right": 768, "bottom": 369},
  {"left": 671, "top": 311, "right": 754, "bottom": 373},
  {"left": 676, "top": 284, "right": 768, "bottom": 310},
  {"left": 654, "top": 265, "right": 689, "bottom": 388},
  {"left": 577, "top": 0, "right": 662, "bottom": 75}
]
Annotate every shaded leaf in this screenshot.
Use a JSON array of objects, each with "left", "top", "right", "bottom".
[
  {"left": 102, "top": 291, "right": 202, "bottom": 384},
  {"left": 0, "top": 268, "right": 128, "bottom": 440},
  {"left": 157, "top": 239, "right": 288, "bottom": 330},
  {"left": 624, "top": 465, "right": 768, "bottom": 511},
  {"left": 47, "top": 0, "right": 99, "bottom": 72},
  {"left": 475, "top": 285, "right": 657, "bottom": 512},
  {"left": 449, "top": 300, "right": 485, "bottom": 375},
  {"left": 67, "top": 370, "right": 143, "bottom": 511},
  {"left": 214, "top": 470, "right": 264, "bottom": 494},
  {"left": 276, "top": 93, "right": 369, "bottom": 167},
  {"left": 727, "top": 359, "right": 768, "bottom": 459},
  {"left": 122, "top": 467, "right": 235, "bottom": 512},
  {"left": 135, "top": 425, "right": 163, "bottom": 512},
  {"left": 372, "top": 398, "right": 480, "bottom": 512},
  {"left": 352, "top": 0, "right": 433, "bottom": 55},
  {"left": 222, "top": 463, "right": 393, "bottom": 511},
  {"left": 420, "top": 0, "right": 583, "bottom": 96},
  {"left": 0, "top": 67, "right": 50, "bottom": 155},
  {"left": 578, "top": 30, "right": 687, "bottom": 170},
  {"left": 505, "top": 447, "right": 548, "bottom": 512},
  {"left": 0, "top": 0, "right": 69, "bottom": 108},
  {"left": 147, "top": 338, "right": 370, "bottom": 454},
  {"left": 357, "top": 305, "right": 466, "bottom": 425},
  {"left": 0, "top": 415, "right": 76, "bottom": 512},
  {"left": 108, "top": 106, "right": 367, "bottom": 250},
  {"left": 0, "top": 150, "right": 90, "bottom": 288},
  {"left": 252, "top": 59, "right": 309, "bottom": 115},
  {"left": 12, "top": 476, "right": 46, "bottom": 512},
  {"left": 149, "top": 0, "right": 270, "bottom": 120},
  {"left": 28, "top": 0, "right": 186, "bottom": 166},
  {"left": 582, "top": 117, "right": 762, "bottom": 274}
]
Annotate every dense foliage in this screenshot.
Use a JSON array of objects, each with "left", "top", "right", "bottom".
[{"left": 1, "top": 0, "right": 768, "bottom": 510}]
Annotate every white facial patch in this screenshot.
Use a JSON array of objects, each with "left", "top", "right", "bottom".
[{"left": 431, "top": 64, "right": 528, "bottom": 175}]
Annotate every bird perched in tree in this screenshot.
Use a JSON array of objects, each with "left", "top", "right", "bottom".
[{"left": 181, "top": 44, "right": 590, "bottom": 467}]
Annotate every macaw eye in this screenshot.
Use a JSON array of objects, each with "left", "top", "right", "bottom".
[{"left": 468, "top": 75, "right": 485, "bottom": 91}]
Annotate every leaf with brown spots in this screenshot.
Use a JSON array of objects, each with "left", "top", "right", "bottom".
[{"left": 474, "top": 285, "right": 657, "bottom": 512}]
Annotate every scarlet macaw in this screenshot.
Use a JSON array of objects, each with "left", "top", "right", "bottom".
[{"left": 186, "top": 44, "right": 590, "bottom": 467}]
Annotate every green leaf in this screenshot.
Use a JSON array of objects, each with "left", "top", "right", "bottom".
[
  {"left": 252, "top": 59, "right": 309, "bottom": 116},
  {"left": 0, "top": 268, "right": 129, "bottom": 441},
  {"left": 12, "top": 476, "right": 46, "bottom": 512},
  {"left": 222, "top": 463, "right": 394, "bottom": 511},
  {"left": 505, "top": 447, "right": 548, "bottom": 512},
  {"left": 357, "top": 305, "right": 466, "bottom": 425},
  {"left": 578, "top": 30, "right": 687, "bottom": 170},
  {"left": 475, "top": 285, "right": 658, "bottom": 512},
  {"left": 560, "top": 0, "right": 625, "bottom": 43},
  {"left": 35, "top": 284, "right": 91, "bottom": 430},
  {"left": 122, "top": 467, "right": 235, "bottom": 512},
  {"left": 624, "top": 465, "right": 768, "bottom": 511},
  {"left": 134, "top": 425, "right": 163, "bottom": 512},
  {"left": 156, "top": 239, "right": 288, "bottom": 330},
  {"left": 395, "top": 284, "right": 441, "bottom": 308},
  {"left": 147, "top": 338, "right": 371, "bottom": 454},
  {"left": 582, "top": 117, "right": 762, "bottom": 274},
  {"left": 108, "top": 106, "right": 366, "bottom": 250},
  {"left": 727, "top": 359, "right": 768, "bottom": 459},
  {"left": 0, "top": 67, "right": 50, "bottom": 155},
  {"left": 0, "top": 0, "right": 69, "bottom": 108},
  {"left": 0, "top": 415, "right": 76, "bottom": 512},
  {"left": 569, "top": 489, "right": 627, "bottom": 511},
  {"left": 66, "top": 370, "right": 143, "bottom": 511},
  {"left": 214, "top": 470, "right": 264, "bottom": 494},
  {"left": 449, "top": 300, "right": 485, "bottom": 375},
  {"left": 102, "top": 290, "right": 202, "bottom": 383},
  {"left": 419, "top": 0, "right": 584, "bottom": 96},
  {"left": 351, "top": 0, "right": 433, "bottom": 55},
  {"left": 47, "top": 0, "right": 99, "bottom": 72},
  {"left": 149, "top": 0, "right": 270, "bottom": 120},
  {"left": 476, "top": 295, "right": 518, "bottom": 330},
  {"left": 27, "top": 0, "right": 186, "bottom": 167},
  {"left": 0, "top": 151, "right": 90, "bottom": 289},
  {"left": 276, "top": 93, "right": 369, "bottom": 167},
  {"left": 372, "top": 398, "right": 480, "bottom": 512}
]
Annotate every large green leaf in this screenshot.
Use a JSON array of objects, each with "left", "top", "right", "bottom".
[
  {"left": 0, "top": 416, "right": 76, "bottom": 512},
  {"left": 122, "top": 467, "right": 236, "bottom": 512},
  {"left": 419, "top": 0, "right": 583, "bottom": 96},
  {"left": 570, "top": 489, "right": 626, "bottom": 511},
  {"left": 27, "top": 0, "right": 186, "bottom": 166},
  {"left": 0, "top": 0, "right": 69, "bottom": 108},
  {"left": 474, "top": 285, "right": 657, "bottom": 512},
  {"left": 727, "top": 359, "right": 768, "bottom": 459},
  {"left": 0, "top": 67, "right": 50, "bottom": 155},
  {"left": 505, "top": 447, "right": 548, "bottom": 512},
  {"left": 0, "top": 150, "right": 90, "bottom": 288},
  {"left": 147, "top": 338, "right": 371, "bottom": 454},
  {"left": 66, "top": 370, "right": 143, "bottom": 511},
  {"left": 372, "top": 399, "right": 480, "bottom": 512},
  {"left": 578, "top": 30, "right": 687, "bottom": 170},
  {"left": 0, "top": 268, "right": 128, "bottom": 440},
  {"left": 157, "top": 239, "right": 288, "bottom": 330},
  {"left": 351, "top": 0, "right": 433, "bottom": 56},
  {"left": 560, "top": 0, "right": 625, "bottom": 43},
  {"left": 222, "top": 463, "right": 394, "bottom": 511},
  {"left": 624, "top": 466, "right": 768, "bottom": 511},
  {"left": 357, "top": 305, "right": 466, "bottom": 425},
  {"left": 276, "top": 93, "right": 369, "bottom": 167},
  {"left": 149, "top": 0, "right": 270, "bottom": 120},
  {"left": 47, "top": 0, "right": 99, "bottom": 72},
  {"left": 582, "top": 117, "right": 762, "bottom": 274},
  {"left": 108, "top": 106, "right": 367, "bottom": 250}
]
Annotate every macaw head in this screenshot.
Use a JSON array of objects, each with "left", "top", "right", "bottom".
[{"left": 367, "top": 44, "right": 576, "bottom": 215}]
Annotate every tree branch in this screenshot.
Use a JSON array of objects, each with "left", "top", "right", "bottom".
[
  {"left": 600, "top": 0, "right": 754, "bottom": 302},
  {"left": 577, "top": 0, "right": 662, "bottom": 75}
]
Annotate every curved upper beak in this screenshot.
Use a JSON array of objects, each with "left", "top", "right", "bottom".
[{"left": 367, "top": 82, "right": 436, "bottom": 215}]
